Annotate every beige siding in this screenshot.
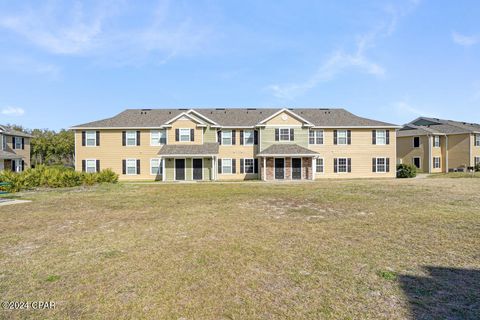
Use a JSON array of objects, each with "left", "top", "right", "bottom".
[
  {"left": 260, "top": 127, "right": 309, "bottom": 150},
  {"left": 218, "top": 130, "right": 258, "bottom": 180},
  {"left": 168, "top": 118, "right": 203, "bottom": 145},
  {"left": 447, "top": 134, "right": 470, "bottom": 168},
  {"left": 3, "top": 135, "right": 31, "bottom": 168},
  {"left": 470, "top": 134, "right": 480, "bottom": 166},
  {"left": 397, "top": 135, "right": 429, "bottom": 172},
  {"left": 430, "top": 135, "right": 443, "bottom": 173},
  {"left": 265, "top": 111, "right": 304, "bottom": 126}
]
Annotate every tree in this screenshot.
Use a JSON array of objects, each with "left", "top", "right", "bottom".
[{"left": 30, "top": 129, "right": 74, "bottom": 167}]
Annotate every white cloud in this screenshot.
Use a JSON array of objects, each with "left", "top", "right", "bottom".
[
  {"left": 452, "top": 32, "right": 478, "bottom": 47},
  {"left": 1, "top": 106, "right": 25, "bottom": 116},
  {"left": 267, "top": 0, "right": 421, "bottom": 100}
]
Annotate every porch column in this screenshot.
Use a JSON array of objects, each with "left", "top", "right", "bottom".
[
  {"left": 263, "top": 157, "right": 266, "bottom": 181},
  {"left": 162, "top": 157, "right": 166, "bottom": 182},
  {"left": 311, "top": 157, "right": 314, "bottom": 180},
  {"left": 211, "top": 156, "right": 215, "bottom": 180}
]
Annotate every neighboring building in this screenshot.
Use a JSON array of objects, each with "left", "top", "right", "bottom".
[
  {"left": 0, "top": 125, "right": 32, "bottom": 172},
  {"left": 71, "top": 108, "right": 399, "bottom": 181},
  {"left": 397, "top": 117, "right": 480, "bottom": 173}
]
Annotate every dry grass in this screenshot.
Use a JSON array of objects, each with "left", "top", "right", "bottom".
[{"left": 1, "top": 179, "right": 479, "bottom": 319}]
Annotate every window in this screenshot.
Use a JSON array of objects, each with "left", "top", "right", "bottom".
[
  {"left": 86, "top": 159, "right": 97, "bottom": 173},
  {"left": 126, "top": 131, "right": 137, "bottom": 146},
  {"left": 244, "top": 158, "right": 254, "bottom": 173},
  {"left": 150, "top": 130, "right": 166, "bottom": 146},
  {"left": 244, "top": 130, "right": 254, "bottom": 145},
  {"left": 14, "top": 136, "right": 22, "bottom": 149},
  {"left": 179, "top": 129, "right": 191, "bottom": 142},
  {"left": 2, "top": 135, "right": 6, "bottom": 150},
  {"left": 222, "top": 130, "right": 232, "bottom": 145},
  {"left": 337, "top": 158, "right": 348, "bottom": 173},
  {"left": 337, "top": 130, "right": 348, "bottom": 145},
  {"left": 316, "top": 158, "right": 324, "bottom": 173},
  {"left": 475, "top": 157, "right": 480, "bottom": 165},
  {"left": 376, "top": 158, "right": 386, "bottom": 172},
  {"left": 413, "top": 137, "right": 420, "bottom": 148},
  {"left": 13, "top": 159, "right": 23, "bottom": 172},
  {"left": 376, "top": 130, "right": 386, "bottom": 145},
  {"left": 85, "top": 131, "right": 96, "bottom": 146},
  {"left": 433, "top": 157, "right": 441, "bottom": 169},
  {"left": 150, "top": 158, "right": 162, "bottom": 175},
  {"left": 279, "top": 128, "right": 291, "bottom": 141},
  {"left": 433, "top": 136, "right": 440, "bottom": 148},
  {"left": 126, "top": 159, "right": 137, "bottom": 175},
  {"left": 309, "top": 130, "right": 324, "bottom": 145},
  {"left": 222, "top": 158, "right": 232, "bottom": 174},
  {"left": 476, "top": 134, "right": 480, "bottom": 147}
]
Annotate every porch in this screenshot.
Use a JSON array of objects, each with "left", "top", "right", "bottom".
[{"left": 0, "top": 150, "right": 24, "bottom": 172}]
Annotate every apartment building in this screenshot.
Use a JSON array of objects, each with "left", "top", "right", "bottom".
[{"left": 0, "top": 125, "right": 32, "bottom": 172}]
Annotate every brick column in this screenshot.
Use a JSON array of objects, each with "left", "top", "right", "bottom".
[
  {"left": 285, "top": 157, "right": 291, "bottom": 180},
  {"left": 266, "top": 157, "right": 274, "bottom": 180}
]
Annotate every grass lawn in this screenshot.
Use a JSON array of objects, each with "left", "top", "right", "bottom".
[
  {"left": 1, "top": 179, "right": 479, "bottom": 319},
  {"left": 429, "top": 172, "right": 480, "bottom": 178}
]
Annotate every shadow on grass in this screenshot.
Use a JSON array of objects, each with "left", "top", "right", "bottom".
[{"left": 399, "top": 266, "right": 480, "bottom": 320}]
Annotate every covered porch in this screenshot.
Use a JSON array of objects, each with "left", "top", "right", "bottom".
[
  {"left": 0, "top": 150, "right": 24, "bottom": 172},
  {"left": 257, "top": 144, "right": 319, "bottom": 181}
]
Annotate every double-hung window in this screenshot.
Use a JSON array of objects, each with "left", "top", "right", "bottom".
[
  {"left": 244, "top": 158, "right": 254, "bottom": 173},
  {"left": 14, "top": 136, "right": 22, "bottom": 149},
  {"left": 376, "top": 130, "right": 386, "bottom": 145},
  {"left": 150, "top": 130, "right": 166, "bottom": 146},
  {"left": 337, "top": 130, "right": 348, "bottom": 145},
  {"left": 86, "top": 131, "right": 96, "bottom": 146},
  {"left": 316, "top": 158, "right": 324, "bottom": 173},
  {"left": 222, "top": 159, "right": 232, "bottom": 174},
  {"left": 475, "top": 157, "right": 480, "bottom": 166},
  {"left": 126, "top": 131, "right": 137, "bottom": 146},
  {"left": 150, "top": 159, "right": 162, "bottom": 175},
  {"left": 179, "top": 129, "right": 191, "bottom": 142},
  {"left": 376, "top": 158, "right": 386, "bottom": 172},
  {"left": 279, "top": 128, "right": 291, "bottom": 141},
  {"left": 126, "top": 159, "right": 137, "bottom": 175},
  {"left": 475, "top": 134, "right": 480, "bottom": 147},
  {"left": 433, "top": 157, "right": 441, "bottom": 169},
  {"left": 244, "top": 130, "right": 254, "bottom": 145},
  {"left": 413, "top": 137, "right": 420, "bottom": 148},
  {"left": 309, "top": 130, "right": 324, "bottom": 144},
  {"left": 337, "top": 158, "right": 348, "bottom": 172},
  {"left": 2, "top": 135, "right": 6, "bottom": 150},
  {"left": 86, "top": 159, "right": 97, "bottom": 173},
  {"left": 222, "top": 130, "right": 232, "bottom": 145},
  {"left": 433, "top": 136, "right": 440, "bottom": 148}
]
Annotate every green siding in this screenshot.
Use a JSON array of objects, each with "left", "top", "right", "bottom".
[
  {"left": 165, "top": 158, "right": 174, "bottom": 181},
  {"left": 185, "top": 158, "right": 192, "bottom": 180},
  {"left": 203, "top": 127, "right": 217, "bottom": 143},
  {"left": 260, "top": 127, "right": 309, "bottom": 151},
  {"left": 203, "top": 158, "right": 212, "bottom": 180},
  {"left": 164, "top": 157, "right": 213, "bottom": 181}
]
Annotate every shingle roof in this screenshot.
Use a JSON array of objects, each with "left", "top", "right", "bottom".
[
  {"left": 0, "top": 150, "right": 24, "bottom": 160},
  {"left": 0, "top": 125, "right": 33, "bottom": 138},
  {"left": 399, "top": 117, "right": 480, "bottom": 137},
  {"left": 257, "top": 144, "right": 319, "bottom": 156},
  {"left": 158, "top": 143, "right": 219, "bottom": 156},
  {"left": 71, "top": 108, "right": 399, "bottom": 128}
]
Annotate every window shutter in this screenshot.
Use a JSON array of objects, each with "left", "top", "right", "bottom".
[
  {"left": 190, "top": 129, "right": 195, "bottom": 142},
  {"left": 82, "top": 131, "right": 86, "bottom": 146},
  {"left": 22, "top": 137, "right": 25, "bottom": 149},
  {"left": 136, "top": 159, "right": 141, "bottom": 174},
  {"left": 82, "top": 160, "right": 86, "bottom": 172},
  {"left": 218, "top": 159, "right": 222, "bottom": 174},
  {"left": 22, "top": 160, "right": 25, "bottom": 171},
  {"left": 275, "top": 129, "right": 279, "bottom": 141},
  {"left": 254, "top": 130, "right": 258, "bottom": 145},
  {"left": 333, "top": 130, "right": 338, "bottom": 145},
  {"left": 136, "top": 131, "right": 141, "bottom": 146},
  {"left": 372, "top": 158, "right": 376, "bottom": 172},
  {"left": 122, "top": 131, "right": 126, "bottom": 146},
  {"left": 160, "top": 131, "right": 166, "bottom": 144},
  {"left": 232, "top": 159, "right": 236, "bottom": 174},
  {"left": 175, "top": 129, "right": 179, "bottom": 142},
  {"left": 347, "top": 130, "right": 352, "bottom": 145},
  {"left": 12, "top": 137, "right": 16, "bottom": 150},
  {"left": 122, "top": 160, "right": 126, "bottom": 174},
  {"left": 372, "top": 130, "right": 376, "bottom": 145},
  {"left": 96, "top": 160, "right": 100, "bottom": 172},
  {"left": 334, "top": 158, "right": 338, "bottom": 173},
  {"left": 347, "top": 158, "right": 352, "bottom": 172},
  {"left": 217, "top": 131, "right": 222, "bottom": 145},
  {"left": 232, "top": 130, "right": 236, "bottom": 145},
  {"left": 96, "top": 131, "right": 100, "bottom": 146},
  {"left": 11, "top": 161, "right": 15, "bottom": 171},
  {"left": 254, "top": 159, "right": 258, "bottom": 173},
  {"left": 386, "top": 158, "right": 390, "bottom": 172},
  {"left": 386, "top": 130, "right": 390, "bottom": 145},
  {"left": 290, "top": 129, "right": 294, "bottom": 141},
  {"left": 240, "top": 130, "right": 244, "bottom": 145},
  {"left": 240, "top": 159, "right": 244, "bottom": 173}
]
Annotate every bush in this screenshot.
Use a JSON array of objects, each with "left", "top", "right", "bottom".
[
  {"left": 476, "top": 163, "right": 480, "bottom": 172},
  {"left": 0, "top": 165, "right": 118, "bottom": 192},
  {"left": 396, "top": 164, "right": 417, "bottom": 178}
]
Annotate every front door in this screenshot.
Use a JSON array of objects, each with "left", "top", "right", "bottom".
[
  {"left": 413, "top": 157, "right": 421, "bottom": 169},
  {"left": 193, "top": 159, "right": 203, "bottom": 180},
  {"left": 274, "top": 158, "right": 285, "bottom": 180},
  {"left": 292, "top": 158, "right": 302, "bottom": 180},
  {"left": 175, "top": 159, "right": 185, "bottom": 180}
]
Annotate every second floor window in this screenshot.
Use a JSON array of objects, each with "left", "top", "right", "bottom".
[
  {"left": 2, "top": 135, "right": 6, "bottom": 150},
  {"left": 222, "top": 130, "right": 232, "bottom": 145},
  {"left": 433, "top": 136, "right": 440, "bottom": 147},
  {"left": 309, "top": 130, "right": 324, "bottom": 144},
  {"left": 126, "top": 131, "right": 137, "bottom": 146},
  {"left": 179, "top": 129, "right": 191, "bottom": 142},
  {"left": 280, "top": 128, "right": 291, "bottom": 141},
  {"left": 413, "top": 137, "right": 420, "bottom": 148},
  {"left": 475, "top": 134, "right": 480, "bottom": 147},
  {"left": 337, "top": 130, "right": 348, "bottom": 145},
  {"left": 86, "top": 131, "right": 96, "bottom": 146},
  {"left": 376, "top": 130, "right": 386, "bottom": 145},
  {"left": 244, "top": 130, "right": 254, "bottom": 145},
  {"left": 150, "top": 130, "right": 166, "bottom": 146}
]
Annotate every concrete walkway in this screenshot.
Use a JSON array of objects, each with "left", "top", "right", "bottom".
[{"left": 0, "top": 199, "right": 31, "bottom": 206}]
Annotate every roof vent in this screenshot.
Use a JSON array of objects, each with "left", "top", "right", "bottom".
[
  {"left": 179, "top": 108, "right": 188, "bottom": 111},
  {"left": 247, "top": 108, "right": 256, "bottom": 110},
  {"left": 141, "top": 108, "right": 152, "bottom": 111},
  {"left": 215, "top": 108, "right": 225, "bottom": 111}
]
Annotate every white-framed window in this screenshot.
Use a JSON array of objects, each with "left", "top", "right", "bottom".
[
  {"left": 376, "top": 157, "right": 386, "bottom": 173},
  {"left": 337, "top": 158, "right": 348, "bottom": 173},
  {"left": 475, "top": 157, "right": 480, "bottom": 165},
  {"left": 2, "top": 135, "right": 6, "bottom": 150},
  {"left": 279, "top": 128, "right": 291, "bottom": 141},
  {"left": 309, "top": 130, "right": 324, "bottom": 145},
  {"left": 337, "top": 130, "right": 348, "bottom": 145},
  {"left": 376, "top": 130, "right": 386, "bottom": 145},
  {"left": 433, "top": 136, "right": 440, "bottom": 148},
  {"left": 150, "top": 130, "right": 166, "bottom": 146},
  {"left": 13, "top": 159, "right": 23, "bottom": 172},
  {"left": 475, "top": 134, "right": 480, "bottom": 147},
  {"left": 244, "top": 130, "right": 254, "bottom": 145},
  {"left": 126, "top": 159, "right": 137, "bottom": 175},
  {"left": 244, "top": 158, "right": 254, "bottom": 173},
  {"left": 433, "top": 157, "right": 441, "bottom": 169},
  {"left": 86, "top": 159, "right": 97, "bottom": 173},
  {"left": 85, "top": 131, "right": 96, "bottom": 147},
  {"left": 316, "top": 158, "right": 324, "bottom": 173},
  {"left": 222, "top": 130, "right": 232, "bottom": 145},
  {"left": 126, "top": 131, "right": 137, "bottom": 146},
  {"left": 150, "top": 158, "right": 162, "bottom": 175},
  {"left": 222, "top": 158, "right": 232, "bottom": 174},
  {"left": 14, "top": 136, "right": 23, "bottom": 149},
  {"left": 179, "top": 129, "right": 191, "bottom": 142}
]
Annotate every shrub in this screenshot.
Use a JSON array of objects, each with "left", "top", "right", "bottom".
[
  {"left": 396, "top": 164, "right": 417, "bottom": 178},
  {"left": 476, "top": 163, "right": 480, "bottom": 172},
  {"left": 0, "top": 165, "right": 118, "bottom": 192}
]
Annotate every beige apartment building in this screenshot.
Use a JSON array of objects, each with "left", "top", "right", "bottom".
[
  {"left": 0, "top": 125, "right": 31, "bottom": 172},
  {"left": 71, "top": 108, "right": 399, "bottom": 181},
  {"left": 397, "top": 117, "right": 480, "bottom": 173}
]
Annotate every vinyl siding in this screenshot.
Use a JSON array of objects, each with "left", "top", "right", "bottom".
[
  {"left": 218, "top": 130, "right": 258, "bottom": 180},
  {"left": 448, "top": 134, "right": 471, "bottom": 168},
  {"left": 397, "top": 135, "right": 429, "bottom": 172},
  {"left": 168, "top": 118, "right": 203, "bottom": 145},
  {"left": 260, "top": 127, "right": 309, "bottom": 150},
  {"left": 470, "top": 134, "right": 480, "bottom": 167},
  {"left": 3, "top": 135, "right": 31, "bottom": 168}
]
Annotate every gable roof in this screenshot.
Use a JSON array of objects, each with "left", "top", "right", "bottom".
[
  {"left": 256, "top": 144, "right": 319, "bottom": 156},
  {"left": 399, "top": 117, "right": 480, "bottom": 137},
  {"left": 71, "top": 108, "right": 399, "bottom": 129},
  {"left": 158, "top": 143, "right": 219, "bottom": 156},
  {"left": 0, "top": 125, "right": 33, "bottom": 138}
]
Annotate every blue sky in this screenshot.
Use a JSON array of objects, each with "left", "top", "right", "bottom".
[{"left": 0, "top": 0, "right": 479, "bottom": 130}]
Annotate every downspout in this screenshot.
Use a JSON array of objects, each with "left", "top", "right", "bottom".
[
  {"left": 74, "top": 130, "right": 77, "bottom": 171},
  {"left": 428, "top": 135, "right": 432, "bottom": 173},
  {"left": 445, "top": 135, "right": 449, "bottom": 173},
  {"left": 469, "top": 134, "right": 473, "bottom": 167}
]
